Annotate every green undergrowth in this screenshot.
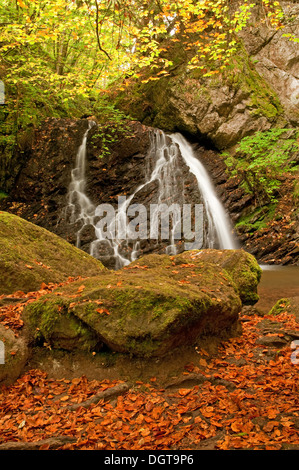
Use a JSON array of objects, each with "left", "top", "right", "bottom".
[{"left": 224, "top": 127, "right": 299, "bottom": 204}]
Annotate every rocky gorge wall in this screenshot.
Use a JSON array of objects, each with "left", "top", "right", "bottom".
[
  {"left": 0, "top": 2, "right": 298, "bottom": 266},
  {"left": 0, "top": 116, "right": 298, "bottom": 266},
  {"left": 113, "top": 1, "right": 299, "bottom": 147}
]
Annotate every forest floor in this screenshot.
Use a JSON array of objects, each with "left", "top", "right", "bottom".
[{"left": 0, "top": 282, "right": 298, "bottom": 451}]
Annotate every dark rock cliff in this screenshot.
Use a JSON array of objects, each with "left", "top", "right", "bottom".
[
  {"left": 1, "top": 4, "right": 298, "bottom": 267},
  {"left": 1, "top": 117, "right": 298, "bottom": 266}
]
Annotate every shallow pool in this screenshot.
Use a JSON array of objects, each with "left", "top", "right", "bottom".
[{"left": 255, "top": 265, "right": 299, "bottom": 314}]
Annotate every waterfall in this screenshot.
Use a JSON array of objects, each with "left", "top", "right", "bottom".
[
  {"left": 66, "top": 126, "right": 237, "bottom": 269},
  {"left": 90, "top": 129, "right": 183, "bottom": 268},
  {"left": 66, "top": 120, "right": 96, "bottom": 247}
]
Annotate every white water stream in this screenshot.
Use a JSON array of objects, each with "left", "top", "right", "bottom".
[
  {"left": 66, "top": 120, "right": 96, "bottom": 247},
  {"left": 66, "top": 125, "right": 237, "bottom": 268},
  {"left": 170, "top": 133, "right": 237, "bottom": 250}
]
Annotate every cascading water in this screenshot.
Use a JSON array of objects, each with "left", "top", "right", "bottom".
[
  {"left": 170, "top": 133, "right": 237, "bottom": 250},
  {"left": 65, "top": 120, "right": 96, "bottom": 247},
  {"left": 65, "top": 125, "right": 237, "bottom": 269},
  {"left": 90, "top": 129, "right": 184, "bottom": 267}
]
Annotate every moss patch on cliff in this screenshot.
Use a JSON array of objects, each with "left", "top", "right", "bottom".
[{"left": 225, "top": 46, "right": 283, "bottom": 120}]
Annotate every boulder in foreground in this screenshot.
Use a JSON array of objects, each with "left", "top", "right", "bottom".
[
  {"left": 24, "top": 250, "right": 261, "bottom": 357},
  {"left": 0, "top": 211, "right": 106, "bottom": 295}
]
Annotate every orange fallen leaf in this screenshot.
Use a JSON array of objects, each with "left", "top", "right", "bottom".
[
  {"left": 178, "top": 389, "right": 191, "bottom": 396},
  {"left": 145, "top": 402, "right": 154, "bottom": 412},
  {"left": 96, "top": 308, "right": 110, "bottom": 315},
  {"left": 60, "top": 395, "right": 69, "bottom": 401},
  {"left": 267, "top": 409, "right": 279, "bottom": 419},
  {"left": 140, "top": 428, "right": 151, "bottom": 437}
]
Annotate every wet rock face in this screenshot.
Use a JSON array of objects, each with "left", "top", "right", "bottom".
[
  {"left": 1, "top": 116, "right": 297, "bottom": 267},
  {"left": 1, "top": 118, "right": 229, "bottom": 269},
  {"left": 1, "top": 119, "right": 155, "bottom": 267},
  {"left": 2, "top": 118, "right": 91, "bottom": 232}
]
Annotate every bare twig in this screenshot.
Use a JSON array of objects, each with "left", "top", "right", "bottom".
[{"left": 68, "top": 382, "right": 131, "bottom": 411}]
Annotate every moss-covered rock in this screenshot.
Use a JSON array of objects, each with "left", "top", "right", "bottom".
[
  {"left": 24, "top": 249, "right": 261, "bottom": 357},
  {"left": 269, "top": 297, "right": 299, "bottom": 322},
  {"left": 0, "top": 211, "right": 106, "bottom": 294},
  {"left": 24, "top": 297, "right": 103, "bottom": 352},
  {"left": 113, "top": 43, "right": 284, "bottom": 150},
  {"left": 269, "top": 298, "right": 291, "bottom": 316},
  {"left": 187, "top": 249, "right": 262, "bottom": 305},
  {"left": 0, "top": 325, "right": 29, "bottom": 385}
]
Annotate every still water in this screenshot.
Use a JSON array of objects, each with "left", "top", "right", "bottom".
[{"left": 255, "top": 265, "right": 299, "bottom": 314}]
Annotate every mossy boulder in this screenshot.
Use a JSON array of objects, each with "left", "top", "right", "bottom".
[
  {"left": 188, "top": 249, "right": 262, "bottom": 305},
  {"left": 24, "top": 249, "right": 261, "bottom": 357},
  {"left": 0, "top": 325, "right": 29, "bottom": 385},
  {"left": 24, "top": 298, "right": 103, "bottom": 352},
  {"left": 0, "top": 211, "right": 106, "bottom": 295}
]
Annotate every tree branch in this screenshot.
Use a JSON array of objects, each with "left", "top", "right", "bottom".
[
  {"left": 0, "top": 436, "right": 76, "bottom": 451},
  {"left": 94, "top": 0, "right": 112, "bottom": 60},
  {"left": 68, "top": 382, "right": 131, "bottom": 411}
]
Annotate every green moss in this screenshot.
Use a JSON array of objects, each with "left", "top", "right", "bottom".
[
  {"left": 25, "top": 298, "right": 65, "bottom": 342},
  {"left": 228, "top": 255, "right": 261, "bottom": 305},
  {"left": 0, "top": 211, "right": 106, "bottom": 294},
  {"left": 269, "top": 298, "right": 290, "bottom": 316},
  {"left": 224, "top": 46, "right": 283, "bottom": 120},
  {"left": 25, "top": 297, "right": 100, "bottom": 351},
  {"left": 236, "top": 204, "right": 277, "bottom": 233}
]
